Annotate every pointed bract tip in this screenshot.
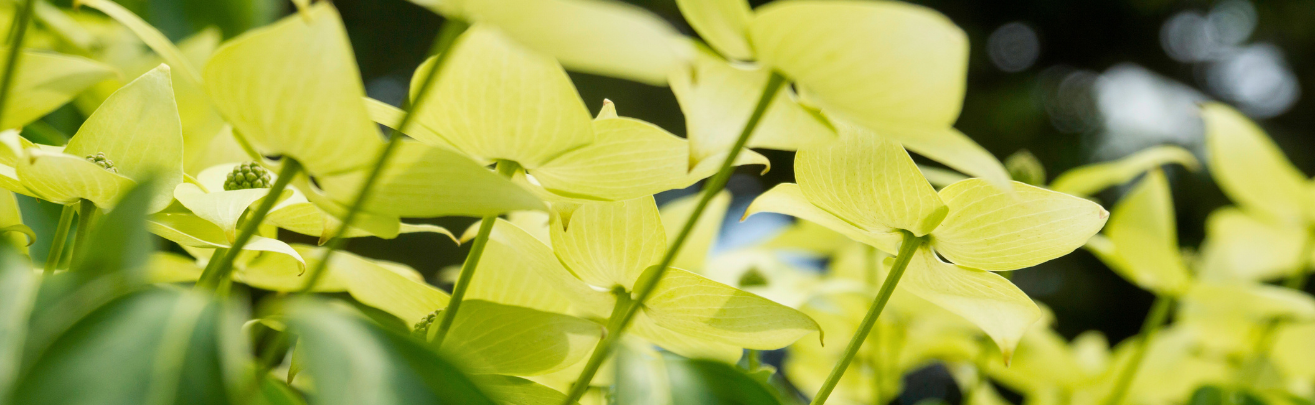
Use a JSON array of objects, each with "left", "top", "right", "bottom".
[{"left": 596, "top": 99, "right": 618, "bottom": 120}]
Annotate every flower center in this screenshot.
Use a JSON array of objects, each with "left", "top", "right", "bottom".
[
  {"left": 224, "top": 162, "right": 273, "bottom": 191},
  {"left": 85, "top": 152, "right": 118, "bottom": 173}
]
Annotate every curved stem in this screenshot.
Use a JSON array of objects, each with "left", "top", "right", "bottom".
[
  {"left": 0, "top": 0, "right": 35, "bottom": 126},
  {"left": 68, "top": 199, "right": 96, "bottom": 266},
  {"left": 810, "top": 231, "right": 923, "bottom": 405},
  {"left": 295, "top": 18, "right": 470, "bottom": 294},
  {"left": 195, "top": 160, "right": 301, "bottom": 291},
  {"left": 1101, "top": 295, "right": 1174, "bottom": 405},
  {"left": 559, "top": 71, "right": 786, "bottom": 405},
  {"left": 42, "top": 203, "right": 75, "bottom": 275},
  {"left": 430, "top": 160, "right": 518, "bottom": 346}
]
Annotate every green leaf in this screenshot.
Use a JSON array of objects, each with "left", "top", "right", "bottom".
[
  {"left": 204, "top": 3, "right": 384, "bottom": 176},
  {"left": 796, "top": 127, "right": 947, "bottom": 237},
  {"left": 629, "top": 310, "right": 742, "bottom": 364},
  {"left": 0, "top": 190, "right": 31, "bottom": 251},
  {"left": 1201, "top": 102, "right": 1311, "bottom": 224},
  {"left": 17, "top": 150, "right": 135, "bottom": 208},
  {"left": 285, "top": 299, "right": 496, "bottom": 405},
  {"left": 319, "top": 247, "right": 449, "bottom": 324},
  {"left": 446, "top": 0, "right": 690, "bottom": 85},
  {"left": 437, "top": 299, "right": 602, "bottom": 376},
  {"left": 0, "top": 50, "right": 115, "bottom": 130},
  {"left": 173, "top": 183, "right": 277, "bottom": 242},
  {"left": 665, "top": 356, "right": 784, "bottom": 405},
  {"left": 931, "top": 179, "right": 1108, "bottom": 271},
  {"left": 750, "top": 1, "right": 967, "bottom": 129},
  {"left": 674, "top": 0, "right": 753, "bottom": 60},
  {"left": 0, "top": 245, "right": 37, "bottom": 399},
  {"left": 1198, "top": 207, "right": 1307, "bottom": 282},
  {"left": 148, "top": 251, "right": 204, "bottom": 284},
  {"left": 1049, "top": 145, "right": 1199, "bottom": 197},
  {"left": 12, "top": 289, "right": 246, "bottom": 405},
  {"left": 234, "top": 245, "right": 346, "bottom": 292},
  {"left": 472, "top": 375, "right": 573, "bottom": 405},
  {"left": 743, "top": 183, "right": 902, "bottom": 253},
  {"left": 671, "top": 46, "right": 835, "bottom": 169},
  {"left": 412, "top": 26, "right": 593, "bottom": 169},
  {"left": 549, "top": 197, "right": 665, "bottom": 290},
  {"left": 1182, "top": 281, "right": 1315, "bottom": 323},
  {"left": 613, "top": 342, "right": 673, "bottom": 405},
  {"left": 78, "top": 0, "right": 205, "bottom": 87},
  {"left": 660, "top": 190, "right": 730, "bottom": 271},
  {"left": 264, "top": 199, "right": 455, "bottom": 244},
  {"left": 898, "top": 246, "right": 1040, "bottom": 361},
  {"left": 315, "top": 141, "right": 544, "bottom": 218},
  {"left": 878, "top": 124, "right": 1012, "bottom": 192},
  {"left": 71, "top": 178, "right": 156, "bottom": 279},
  {"left": 642, "top": 267, "right": 820, "bottom": 350},
  {"left": 1099, "top": 170, "right": 1192, "bottom": 295}
]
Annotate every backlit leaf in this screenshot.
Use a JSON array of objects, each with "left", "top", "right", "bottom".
[
  {"left": 743, "top": 183, "right": 902, "bottom": 254},
  {"left": 467, "top": 220, "right": 600, "bottom": 314},
  {"left": 1201, "top": 103, "right": 1310, "bottom": 224},
  {"left": 1198, "top": 208, "right": 1307, "bottom": 282},
  {"left": 550, "top": 197, "right": 665, "bottom": 290},
  {"left": 643, "top": 267, "right": 820, "bottom": 350},
  {"left": 660, "top": 190, "right": 730, "bottom": 271},
  {"left": 1050, "top": 145, "right": 1199, "bottom": 197},
  {"left": 932, "top": 179, "right": 1108, "bottom": 271},
  {"left": 1100, "top": 170, "right": 1192, "bottom": 295},
  {"left": 438, "top": 300, "right": 602, "bottom": 376},
  {"left": 0, "top": 50, "right": 115, "bottom": 130},
  {"left": 796, "top": 127, "right": 946, "bottom": 237},
  {"left": 674, "top": 0, "right": 753, "bottom": 60}
]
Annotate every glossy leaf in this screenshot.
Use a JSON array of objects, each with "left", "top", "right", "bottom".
[
  {"left": 643, "top": 267, "right": 820, "bottom": 350},
  {"left": 932, "top": 179, "right": 1108, "bottom": 271},
  {"left": 550, "top": 197, "right": 664, "bottom": 290},
  {"left": 796, "top": 128, "right": 947, "bottom": 237},
  {"left": 750, "top": 1, "right": 968, "bottom": 129},
  {"left": 413, "top": 26, "right": 593, "bottom": 169},
  {"left": 1050, "top": 145, "right": 1199, "bottom": 197},
  {"left": 204, "top": 3, "right": 383, "bottom": 176},
  {"left": 899, "top": 246, "right": 1040, "bottom": 361},
  {"left": 439, "top": 300, "right": 602, "bottom": 376}
]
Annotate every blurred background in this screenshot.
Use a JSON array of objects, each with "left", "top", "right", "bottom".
[{"left": 20, "top": 0, "right": 1315, "bottom": 402}]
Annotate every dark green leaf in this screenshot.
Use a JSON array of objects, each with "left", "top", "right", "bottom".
[{"left": 665, "top": 355, "right": 784, "bottom": 405}]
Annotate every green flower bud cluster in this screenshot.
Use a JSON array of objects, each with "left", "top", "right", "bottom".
[
  {"left": 223, "top": 162, "right": 273, "bottom": 191},
  {"left": 413, "top": 310, "right": 440, "bottom": 338},
  {"left": 84, "top": 152, "right": 118, "bottom": 173}
]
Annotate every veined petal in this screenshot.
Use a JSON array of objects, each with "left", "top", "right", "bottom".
[
  {"left": 549, "top": 197, "right": 665, "bottom": 290},
  {"left": 750, "top": 1, "right": 968, "bottom": 129},
  {"left": 1050, "top": 145, "right": 1199, "bottom": 197},
  {"left": 18, "top": 150, "right": 135, "bottom": 208},
  {"left": 62, "top": 65, "right": 182, "bottom": 212},
  {"left": 876, "top": 124, "right": 1011, "bottom": 192},
  {"left": 642, "top": 267, "right": 820, "bottom": 350},
  {"left": 173, "top": 183, "right": 277, "bottom": 242},
  {"left": 899, "top": 246, "right": 1040, "bottom": 361},
  {"left": 0, "top": 49, "right": 115, "bottom": 130},
  {"left": 671, "top": 45, "right": 835, "bottom": 169},
  {"left": 1198, "top": 207, "right": 1307, "bottom": 282},
  {"left": 454, "top": 0, "right": 691, "bottom": 85},
  {"left": 315, "top": 141, "right": 543, "bottom": 218},
  {"left": 629, "top": 310, "right": 743, "bottom": 364},
  {"left": 659, "top": 190, "right": 730, "bottom": 272},
  {"left": 796, "top": 127, "right": 946, "bottom": 236},
  {"left": 439, "top": 300, "right": 602, "bottom": 376},
  {"left": 744, "top": 183, "right": 902, "bottom": 254},
  {"left": 674, "top": 0, "right": 753, "bottom": 61},
  {"left": 1101, "top": 170, "right": 1192, "bottom": 295},
  {"left": 484, "top": 219, "right": 615, "bottom": 317},
  {"left": 1201, "top": 103, "right": 1310, "bottom": 224},
  {"left": 203, "top": 3, "right": 383, "bottom": 176},
  {"left": 931, "top": 179, "right": 1108, "bottom": 271},
  {"left": 413, "top": 26, "right": 593, "bottom": 168}
]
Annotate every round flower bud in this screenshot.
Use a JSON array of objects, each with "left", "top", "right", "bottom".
[
  {"left": 223, "top": 162, "right": 273, "bottom": 191},
  {"left": 84, "top": 152, "right": 118, "bottom": 174}
]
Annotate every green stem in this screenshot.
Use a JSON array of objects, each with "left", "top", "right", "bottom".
[
  {"left": 0, "top": 0, "right": 35, "bottom": 126},
  {"left": 41, "top": 203, "right": 75, "bottom": 275},
  {"left": 69, "top": 199, "right": 95, "bottom": 265},
  {"left": 810, "top": 230, "right": 923, "bottom": 405},
  {"left": 1101, "top": 295, "right": 1174, "bottom": 405},
  {"left": 746, "top": 349, "right": 761, "bottom": 371},
  {"left": 430, "top": 160, "right": 518, "bottom": 346},
  {"left": 295, "top": 18, "right": 470, "bottom": 294},
  {"left": 195, "top": 160, "right": 301, "bottom": 291},
  {"left": 559, "top": 71, "right": 787, "bottom": 405}
]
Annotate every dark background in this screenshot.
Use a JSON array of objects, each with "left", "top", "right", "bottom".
[{"left": 25, "top": 0, "right": 1315, "bottom": 402}]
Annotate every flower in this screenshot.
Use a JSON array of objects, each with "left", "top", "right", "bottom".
[{"left": 746, "top": 128, "right": 1108, "bottom": 358}]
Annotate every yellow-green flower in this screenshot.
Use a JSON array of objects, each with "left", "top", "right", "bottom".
[{"left": 747, "top": 128, "right": 1108, "bottom": 358}]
